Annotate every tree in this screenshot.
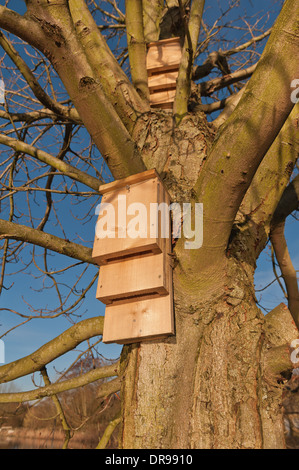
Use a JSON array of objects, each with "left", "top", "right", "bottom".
[
  {"left": 0, "top": 0, "right": 298, "bottom": 449},
  {"left": 22, "top": 356, "right": 120, "bottom": 449}
]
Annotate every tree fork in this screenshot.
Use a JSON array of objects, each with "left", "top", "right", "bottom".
[
  {"left": 1, "top": 0, "right": 146, "bottom": 179},
  {"left": 69, "top": 0, "right": 149, "bottom": 133}
]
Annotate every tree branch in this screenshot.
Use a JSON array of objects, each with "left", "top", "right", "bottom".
[
  {"left": 0, "top": 316, "right": 104, "bottom": 384},
  {"left": 270, "top": 221, "right": 299, "bottom": 329},
  {"left": 0, "top": 219, "right": 95, "bottom": 265},
  {"left": 193, "top": 0, "right": 299, "bottom": 268},
  {"left": 41, "top": 366, "right": 72, "bottom": 448},
  {"left": 0, "top": 6, "right": 46, "bottom": 49},
  {"left": 262, "top": 303, "right": 299, "bottom": 377},
  {"left": 269, "top": 176, "right": 299, "bottom": 329},
  {"left": 193, "top": 28, "right": 271, "bottom": 80},
  {"left": 199, "top": 63, "right": 257, "bottom": 96},
  {"left": 0, "top": 133, "right": 101, "bottom": 190},
  {"left": 96, "top": 410, "right": 121, "bottom": 449},
  {"left": 212, "top": 87, "right": 245, "bottom": 128},
  {"left": 263, "top": 343, "right": 295, "bottom": 378},
  {"left": 3, "top": 0, "right": 145, "bottom": 180},
  {"left": 69, "top": 0, "right": 149, "bottom": 134},
  {"left": 264, "top": 303, "right": 298, "bottom": 344},
  {"left": 125, "top": 0, "right": 150, "bottom": 101},
  {"left": 0, "top": 364, "right": 119, "bottom": 403},
  {"left": 224, "top": 28, "right": 272, "bottom": 57},
  {"left": 271, "top": 174, "right": 299, "bottom": 228},
  {"left": 142, "top": 0, "right": 164, "bottom": 42},
  {"left": 236, "top": 106, "right": 299, "bottom": 243},
  {"left": 173, "top": 0, "right": 205, "bottom": 122},
  {"left": 0, "top": 108, "right": 75, "bottom": 124},
  {"left": 0, "top": 31, "right": 80, "bottom": 122}
]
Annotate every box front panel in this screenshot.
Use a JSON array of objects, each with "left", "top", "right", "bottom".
[
  {"left": 96, "top": 252, "right": 168, "bottom": 304},
  {"left": 92, "top": 177, "right": 164, "bottom": 264},
  {"left": 102, "top": 294, "right": 174, "bottom": 344},
  {"left": 146, "top": 39, "right": 182, "bottom": 72}
]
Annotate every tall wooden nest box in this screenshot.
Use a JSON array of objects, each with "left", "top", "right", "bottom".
[
  {"left": 92, "top": 169, "right": 174, "bottom": 344},
  {"left": 146, "top": 37, "right": 182, "bottom": 109}
]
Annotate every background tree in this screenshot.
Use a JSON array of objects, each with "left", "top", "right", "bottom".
[
  {"left": 0, "top": 0, "right": 298, "bottom": 449},
  {"left": 0, "top": 383, "right": 25, "bottom": 429},
  {"left": 21, "top": 356, "right": 120, "bottom": 448}
]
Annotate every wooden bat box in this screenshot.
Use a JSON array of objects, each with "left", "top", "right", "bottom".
[
  {"left": 92, "top": 169, "right": 175, "bottom": 344},
  {"left": 92, "top": 169, "right": 168, "bottom": 265},
  {"left": 146, "top": 37, "right": 182, "bottom": 109}
]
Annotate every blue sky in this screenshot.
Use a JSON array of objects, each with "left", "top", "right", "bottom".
[{"left": 0, "top": 0, "right": 297, "bottom": 392}]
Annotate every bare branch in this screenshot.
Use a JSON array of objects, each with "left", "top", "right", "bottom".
[
  {"left": 193, "top": 28, "right": 271, "bottom": 80},
  {"left": 69, "top": 0, "right": 149, "bottom": 133},
  {"left": 0, "top": 218, "right": 96, "bottom": 265},
  {"left": 125, "top": 0, "right": 149, "bottom": 101},
  {"left": 0, "top": 6, "right": 46, "bottom": 49},
  {"left": 270, "top": 176, "right": 299, "bottom": 329},
  {"left": 173, "top": 0, "right": 205, "bottom": 122},
  {"left": 41, "top": 366, "right": 72, "bottom": 448},
  {"left": 0, "top": 316, "right": 104, "bottom": 384},
  {"left": 0, "top": 31, "right": 80, "bottom": 122},
  {"left": 96, "top": 410, "right": 121, "bottom": 449},
  {"left": 199, "top": 63, "right": 257, "bottom": 96},
  {"left": 271, "top": 174, "right": 299, "bottom": 228},
  {"left": 212, "top": 87, "right": 245, "bottom": 128},
  {"left": 0, "top": 133, "right": 101, "bottom": 190},
  {"left": 0, "top": 364, "right": 119, "bottom": 403},
  {"left": 193, "top": 0, "right": 299, "bottom": 270}
]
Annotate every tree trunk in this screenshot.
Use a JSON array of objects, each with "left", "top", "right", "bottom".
[
  {"left": 120, "top": 263, "right": 297, "bottom": 448},
  {"left": 119, "top": 115, "right": 298, "bottom": 449}
]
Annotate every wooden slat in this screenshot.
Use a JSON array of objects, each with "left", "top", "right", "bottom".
[
  {"left": 147, "top": 63, "right": 181, "bottom": 75},
  {"left": 99, "top": 168, "right": 158, "bottom": 195},
  {"left": 96, "top": 252, "right": 168, "bottom": 304},
  {"left": 149, "top": 88, "right": 176, "bottom": 107},
  {"left": 92, "top": 177, "right": 164, "bottom": 265},
  {"left": 146, "top": 37, "right": 182, "bottom": 73},
  {"left": 102, "top": 293, "right": 174, "bottom": 344},
  {"left": 152, "top": 102, "right": 173, "bottom": 110},
  {"left": 147, "top": 37, "right": 182, "bottom": 47},
  {"left": 148, "top": 70, "right": 178, "bottom": 92}
]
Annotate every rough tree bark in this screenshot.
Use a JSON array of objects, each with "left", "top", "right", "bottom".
[{"left": 0, "top": 0, "right": 298, "bottom": 449}]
